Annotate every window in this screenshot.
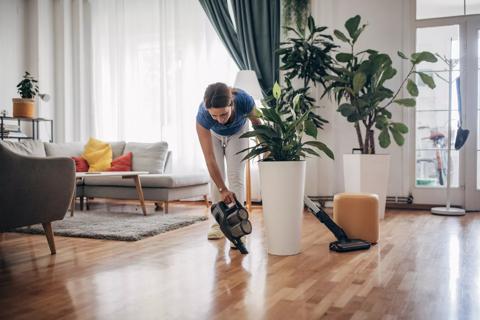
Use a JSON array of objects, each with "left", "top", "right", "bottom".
[
  {"left": 90, "top": 0, "right": 238, "bottom": 173},
  {"left": 417, "top": 0, "right": 480, "bottom": 19}
]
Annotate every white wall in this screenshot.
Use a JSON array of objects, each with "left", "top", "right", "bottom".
[
  {"left": 0, "top": 0, "right": 55, "bottom": 140},
  {"left": 1, "top": 0, "right": 416, "bottom": 198},
  {"left": 0, "top": 0, "right": 28, "bottom": 115},
  {"left": 307, "top": 0, "right": 414, "bottom": 197}
]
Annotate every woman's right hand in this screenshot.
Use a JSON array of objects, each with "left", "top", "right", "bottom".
[{"left": 220, "top": 188, "right": 236, "bottom": 204}]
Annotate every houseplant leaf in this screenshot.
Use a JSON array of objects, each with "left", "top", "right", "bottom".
[
  {"left": 407, "top": 79, "right": 419, "bottom": 97},
  {"left": 378, "top": 128, "right": 391, "bottom": 148},
  {"left": 391, "top": 122, "right": 408, "bottom": 134},
  {"left": 418, "top": 72, "right": 436, "bottom": 89},
  {"left": 336, "top": 52, "right": 354, "bottom": 63},
  {"left": 345, "top": 15, "right": 361, "bottom": 38},
  {"left": 353, "top": 72, "right": 366, "bottom": 93},
  {"left": 272, "top": 82, "right": 281, "bottom": 100},
  {"left": 397, "top": 51, "right": 408, "bottom": 59},
  {"left": 307, "top": 15, "right": 315, "bottom": 33},
  {"left": 304, "top": 119, "right": 317, "bottom": 138},
  {"left": 411, "top": 51, "right": 437, "bottom": 64},
  {"left": 394, "top": 98, "right": 416, "bottom": 107},
  {"left": 334, "top": 30, "right": 349, "bottom": 43},
  {"left": 337, "top": 103, "right": 356, "bottom": 117},
  {"left": 389, "top": 127, "right": 405, "bottom": 146},
  {"left": 303, "top": 140, "right": 334, "bottom": 159},
  {"left": 302, "top": 147, "right": 321, "bottom": 157}
]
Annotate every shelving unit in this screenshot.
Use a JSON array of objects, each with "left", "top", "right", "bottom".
[{"left": 0, "top": 116, "right": 53, "bottom": 142}]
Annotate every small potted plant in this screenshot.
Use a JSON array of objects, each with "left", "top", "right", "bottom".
[
  {"left": 240, "top": 82, "right": 334, "bottom": 255},
  {"left": 325, "top": 15, "right": 437, "bottom": 218},
  {"left": 13, "top": 71, "right": 39, "bottom": 118},
  {"left": 282, "top": 0, "right": 310, "bottom": 30}
]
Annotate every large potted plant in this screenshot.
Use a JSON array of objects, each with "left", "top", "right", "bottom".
[
  {"left": 277, "top": 15, "right": 337, "bottom": 131},
  {"left": 240, "top": 82, "right": 334, "bottom": 255},
  {"left": 326, "top": 15, "right": 437, "bottom": 218},
  {"left": 13, "top": 71, "right": 39, "bottom": 118}
]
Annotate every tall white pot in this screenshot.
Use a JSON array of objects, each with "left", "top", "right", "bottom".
[
  {"left": 343, "top": 154, "right": 391, "bottom": 219},
  {"left": 259, "top": 161, "right": 306, "bottom": 255}
]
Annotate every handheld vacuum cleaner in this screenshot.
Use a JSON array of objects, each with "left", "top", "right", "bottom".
[
  {"left": 304, "top": 196, "right": 371, "bottom": 252},
  {"left": 211, "top": 197, "right": 252, "bottom": 254}
]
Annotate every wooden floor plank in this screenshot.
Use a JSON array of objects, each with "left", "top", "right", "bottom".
[{"left": 1, "top": 202, "right": 480, "bottom": 319}]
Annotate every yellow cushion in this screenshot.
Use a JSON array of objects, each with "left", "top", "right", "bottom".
[{"left": 82, "top": 138, "right": 112, "bottom": 172}]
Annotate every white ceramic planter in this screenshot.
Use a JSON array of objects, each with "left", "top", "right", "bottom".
[
  {"left": 343, "top": 154, "right": 391, "bottom": 219},
  {"left": 259, "top": 161, "right": 306, "bottom": 255}
]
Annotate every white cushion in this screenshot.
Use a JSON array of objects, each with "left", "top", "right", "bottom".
[
  {"left": 0, "top": 140, "right": 46, "bottom": 157},
  {"left": 44, "top": 141, "right": 125, "bottom": 158},
  {"left": 109, "top": 141, "right": 126, "bottom": 159},
  {"left": 124, "top": 142, "right": 168, "bottom": 174},
  {"left": 44, "top": 142, "right": 84, "bottom": 157}
]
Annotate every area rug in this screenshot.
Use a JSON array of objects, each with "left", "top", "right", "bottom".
[{"left": 13, "top": 210, "right": 208, "bottom": 241}]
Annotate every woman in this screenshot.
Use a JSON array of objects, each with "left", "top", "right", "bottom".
[{"left": 196, "top": 82, "right": 261, "bottom": 240}]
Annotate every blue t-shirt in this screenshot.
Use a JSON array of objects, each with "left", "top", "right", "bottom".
[{"left": 196, "top": 89, "right": 255, "bottom": 136}]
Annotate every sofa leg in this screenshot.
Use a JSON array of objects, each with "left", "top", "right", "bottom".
[
  {"left": 80, "top": 196, "right": 84, "bottom": 211},
  {"left": 155, "top": 201, "right": 169, "bottom": 213},
  {"left": 203, "top": 195, "right": 209, "bottom": 208},
  {"left": 42, "top": 222, "right": 56, "bottom": 255},
  {"left": 86, "top": 197, "right": 92, "bottom": 211}
]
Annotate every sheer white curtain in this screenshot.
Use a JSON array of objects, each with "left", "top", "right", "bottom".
[
  {"left": 53, "top": 0, "right": 94, "bottom": 142},
  {"left": 89, "top": 0, "right": 238, "bottom": 173}
]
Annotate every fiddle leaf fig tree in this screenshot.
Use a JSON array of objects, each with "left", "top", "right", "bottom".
[
  {"left": 326, "top": 15, "right": 437, "bottom": 154},
  {"left": 278, "top": 15, "right": 338, "bottom": 129},
  {"left": 239, "top": 82, "right": 334, "bottom": 162}
]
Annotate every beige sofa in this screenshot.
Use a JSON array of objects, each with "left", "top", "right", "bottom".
[{"left": 0, "top": 140, "right": 210, "bottom": 213}]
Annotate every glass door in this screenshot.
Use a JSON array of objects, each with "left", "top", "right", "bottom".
[
  {"left": 414, "top": 23, "right": 465, "bottom": 206},
  {"left": 414, "top": 17, "right": 480, "bottom": 210}
]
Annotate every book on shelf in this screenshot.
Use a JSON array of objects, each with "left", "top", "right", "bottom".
[
  {"left": 0, "top": 124, "right": 20, "bottom": 131},
  {"left": 1, "top": 131, "right": 27, "bottom": 138}
]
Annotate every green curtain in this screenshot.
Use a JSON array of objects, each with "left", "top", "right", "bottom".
[{"left": 199, "top": 0, "right": 280, "bottom": 94}]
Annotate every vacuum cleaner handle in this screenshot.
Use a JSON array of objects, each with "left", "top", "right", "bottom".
[
  {"left": 304, "top": 196, "right": 349, "bottom": 241},
  {"left": 233, "top": 195, "right": 244, "bottom": 210}
]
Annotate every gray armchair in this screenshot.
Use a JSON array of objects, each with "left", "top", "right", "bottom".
[{"left": 0, "top": 143, "right": 75, "bottom": 254}]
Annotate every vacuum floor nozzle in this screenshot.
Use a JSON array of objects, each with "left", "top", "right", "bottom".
[
  {"left": 304, "top": 196, "right": 371, "bottom": 253},
  {"left": 329, "top": 239, "right": 371, "bottom": 252}
]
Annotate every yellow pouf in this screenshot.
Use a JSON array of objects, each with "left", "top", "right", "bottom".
[{"left": 333, "top": 193, "right": 379, "bottom": 244}]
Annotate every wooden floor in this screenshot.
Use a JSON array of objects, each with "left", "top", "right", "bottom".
[{"left": 1, "top": 202, "right": 480, "bottom": 320}]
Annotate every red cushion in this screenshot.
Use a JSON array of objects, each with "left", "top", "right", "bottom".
[
  {"left": 72, "top": 156, "right": 89, "bottom": 172},
  {"left": 108, "top": 152, "right": 132, "bottom": 171}
]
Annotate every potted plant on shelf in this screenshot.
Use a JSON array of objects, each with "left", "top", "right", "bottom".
[
  {"left": 325, "top": 15, "right": 437, "bottom": 219},
  {"left": 13, "top": 71, "right": 39, "bottom": 118},
  {"left": 282, "top": 0, "right": 310, "bottom": 31},
  {"left": 240, "top": 82, "right": 334, "bottom": 256}
]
